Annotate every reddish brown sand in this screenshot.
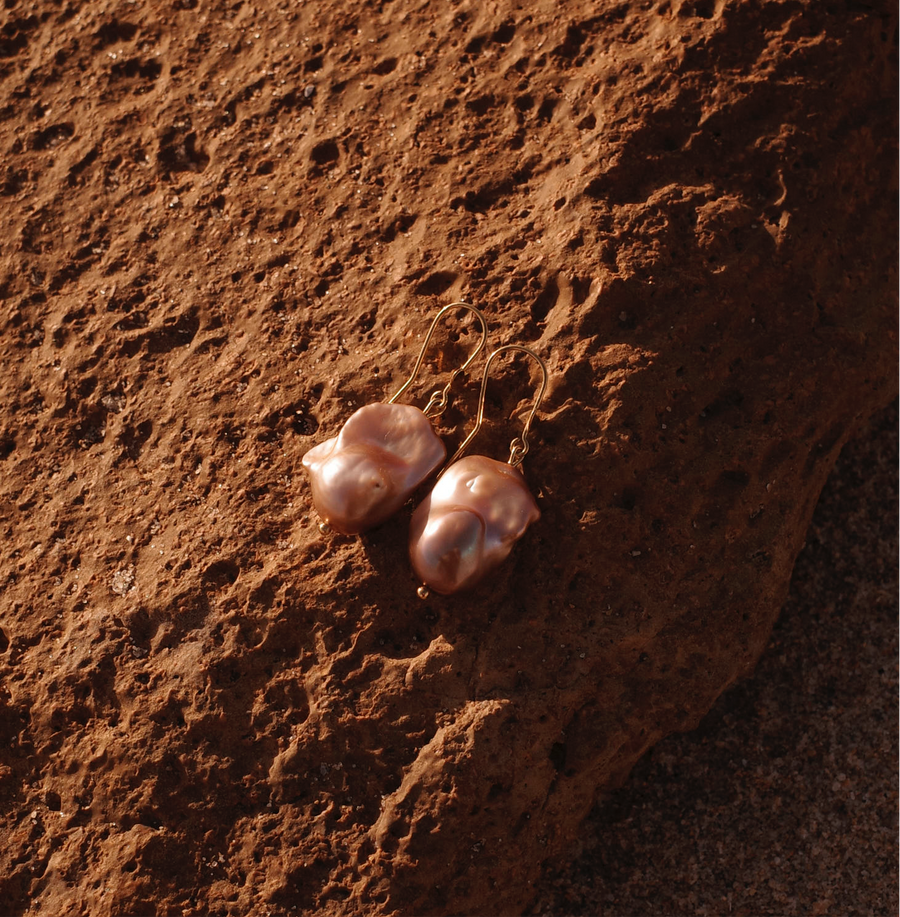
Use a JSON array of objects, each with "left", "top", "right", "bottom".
[{"left": 0, "top": 1, "right": 896, "bottom": 915}]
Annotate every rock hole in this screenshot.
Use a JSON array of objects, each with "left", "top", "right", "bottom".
[
  {"left": 31, "top": 122, "right": 75, "bottom": 150},
  {"left": 373, "top": 57, "right": 397, "bottom": 75},
  {"left": 414, "top": 271, "right": 457, "bottom": 296},
  {"left": 493, "top": 20, "right": 516, "bottom": 43},
  {"left": 536, "top": 97, "right": 557, "bottom": 122},
  {"left": 464, "top": 35, "right": 486, "bottom": 55},
  {"left": 466, "top": 94, "right": 495, "bottom": 115},
  {"left": 555, "top": 23, "right": 585, "bottom": 59},
  {"left": 94, "top": 20, "right": 139, "bottom": 47},
  {"left": 158, "top": 129, "right": 209, "bottom": 173},
  {"left": 617, "top": 488, "right": 637, "bottom": 511},
  {"left": 310, "top": 138, "right": 339, "bottom": 165},
  {"left": 202, "top": 559, "right": 239, "bottom": 588},
  {"left": 549, "top": 742, "right": 567, "bottom": 772},
  {"left": 530, "top": 276, "right": 559, "bottom": 323},
  {"left": 110, "top": 57, "right": 162, "bottom": 84}
]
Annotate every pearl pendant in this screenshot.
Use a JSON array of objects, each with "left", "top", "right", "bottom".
[
  {"left": 302, "top": 403, "right": 446, "bottom": 535},
  {"left": 408, "top": 454, "right": 540, "bottom": 595}
]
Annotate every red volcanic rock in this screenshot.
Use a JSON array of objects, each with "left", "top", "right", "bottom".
[{"left": 0, "top": 1, "right": 895, "bottom": 916}]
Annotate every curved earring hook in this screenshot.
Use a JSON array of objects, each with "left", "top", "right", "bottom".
[
  {"left": 444, "top": 344, "right": 548, "bottom": 471},
  {"left": 387, "top": 302, "right": 488, "bottom": 417}
]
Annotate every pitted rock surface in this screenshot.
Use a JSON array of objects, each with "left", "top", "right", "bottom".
[{"left": 0, "top": 1, "right": 895, "bottom": 915}]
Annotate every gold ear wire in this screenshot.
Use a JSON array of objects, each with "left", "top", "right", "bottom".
[
  {"left": 387, "top": 302, "right": 489, "bottom": 418},
  {"left": 444, "top": 344, "right": 548, "bottom": 471}
]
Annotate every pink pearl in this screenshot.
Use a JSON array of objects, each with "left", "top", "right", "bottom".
[
  {"left": 409, "top": 455, "right": 540, "bottom": 594},
  {"left": 302, "top": 403, "right": 446, "bottom": 535}
]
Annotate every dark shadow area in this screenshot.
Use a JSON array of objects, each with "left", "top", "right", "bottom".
[{"left": 535, "top": 399, "right": 899, "bottom": 915}]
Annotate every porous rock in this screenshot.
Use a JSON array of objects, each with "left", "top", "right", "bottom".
[{"left": 0, "top": 1, "right": 895, "bottom": 915}]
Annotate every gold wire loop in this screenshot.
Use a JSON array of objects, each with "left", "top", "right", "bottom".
[
  {"left": 421, "top": 368, "right": 461, "bottom": 418},
  {"left": 443, "top": 344, "right": 548, "bottom": 471},
  {"left": 387, "top": 302, "right": 488, "bottom": 413}
]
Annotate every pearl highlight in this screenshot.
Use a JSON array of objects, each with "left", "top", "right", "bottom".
[
  {"left": 408, "top": 454, "right": 540, "bottom": 595},
  {"left": 302, "top": 402, "right": 446, "bottom": 535}
]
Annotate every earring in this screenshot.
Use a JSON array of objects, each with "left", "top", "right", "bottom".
[
  {"left": 409, "top": 344, "right": 548, "bottom": 597},
  {"left": 301, "top": 302, "right": 489, "bottom": 536}
]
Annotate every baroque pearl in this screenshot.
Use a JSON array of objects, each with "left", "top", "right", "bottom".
[
  {"left": 302, "top": 402, "right": 446, "bottom": 535},
  {"left": 409, "top": 454, "right": 540, "bottom": 595}
]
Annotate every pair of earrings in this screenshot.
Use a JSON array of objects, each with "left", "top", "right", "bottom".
[{"left": 301, "top": 303, "right": 548, "bottom": 597}]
